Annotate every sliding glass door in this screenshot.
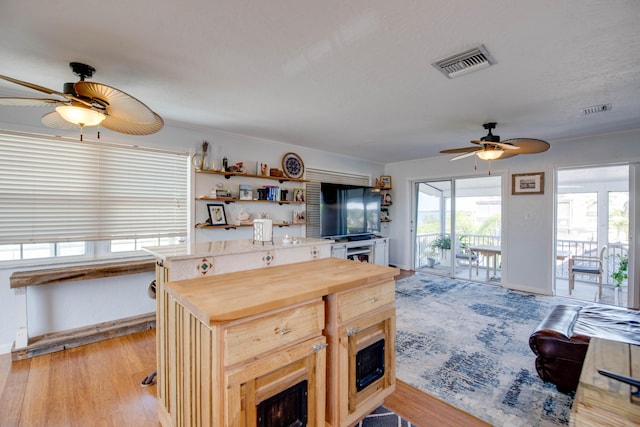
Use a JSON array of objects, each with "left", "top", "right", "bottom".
[
  {"left": 414, "top": 175, "right": 502, "bottom": 282},
  {"left": 555, "top": 164, "right": 629, "bottom": 306},
  {"left": 415, "top": 180, "right": 452, "bottom": 272}
]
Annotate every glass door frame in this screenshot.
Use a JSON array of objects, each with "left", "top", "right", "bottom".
[
  {"left": 411, "top": 174, "right": 503, "bottom": 282},
  {"left": 553, "top": 163, "right": 634, "bottom": 307}
]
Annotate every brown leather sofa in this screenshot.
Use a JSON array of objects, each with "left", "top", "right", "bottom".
[{"left": 529, "top": 304, "right": 640, "bottom": 392}]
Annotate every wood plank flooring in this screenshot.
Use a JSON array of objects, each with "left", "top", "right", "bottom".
[{"left": 0, "top": 271, "right": 489, "bottom": 427}]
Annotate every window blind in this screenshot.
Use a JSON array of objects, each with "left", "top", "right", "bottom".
[
  {"left": 0, "top": 131, "right": 188, "bottom": 244},
  {"left": 305, "top": 169, "right": 370, "bottom": 238}
]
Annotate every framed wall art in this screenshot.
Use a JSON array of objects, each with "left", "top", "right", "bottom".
[
  {"left": 207, "top": 204, "right": 228, "bottom": 225},
  {"left": 293, "top": 188, "right": 305, "bottom": 202},
  {"left": 377, "top": 175, "right": 392, "bottom": 189},
  {"left": 512, "top": 172, "right": 544, "bottom": 195}
]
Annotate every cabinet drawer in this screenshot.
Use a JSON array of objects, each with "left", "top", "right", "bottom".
[
  {"left": 224, "top": 299, "right": 324, "bottom": 366},
  {"left": 338, "top": 280, "right": 395, "bottom": 322}
]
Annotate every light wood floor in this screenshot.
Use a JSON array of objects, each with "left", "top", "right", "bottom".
[
  {"left": 0, "top": 329, "right": 488, "bottom": 427},
  {"left": 0, "top": 269, "right": 489, "bottom": 426}
]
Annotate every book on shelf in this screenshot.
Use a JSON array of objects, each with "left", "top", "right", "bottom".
[{"left": 261, "top": 185, "right": 280, "bottom": 201}]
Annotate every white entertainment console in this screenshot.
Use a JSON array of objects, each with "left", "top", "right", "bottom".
[{"left": 330, "top": 236, "right": 389, "bottom": 266}]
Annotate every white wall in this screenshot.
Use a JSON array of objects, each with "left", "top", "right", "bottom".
[
  {"left": 0, "top": 118, "right": 384, "bottom": 354},
  {"left": 384, "top": 130, "right": 640, "bottom": 296}
]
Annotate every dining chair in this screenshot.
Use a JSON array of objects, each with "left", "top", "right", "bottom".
[{"left": 568, "top": 245, "right": 607, "bottom": 300}]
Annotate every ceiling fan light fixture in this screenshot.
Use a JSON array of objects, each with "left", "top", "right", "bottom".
[
  {"left": 55, "top": 105, "right": 106, "bottom": 127},
  {"left": 476, "top": 149, "right": 503, "bottom": 161}
]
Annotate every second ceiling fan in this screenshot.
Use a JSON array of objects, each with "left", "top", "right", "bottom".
[{"left": 440, "top": 122, "right": 550, "bottom": 161}]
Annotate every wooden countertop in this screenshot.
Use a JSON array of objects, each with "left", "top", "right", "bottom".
[
  {"left": 165, "top": 258, "right": 399, "bottom": 325},
  {"left": 142, "top": 236, "right": 332, "bottom": 262}
]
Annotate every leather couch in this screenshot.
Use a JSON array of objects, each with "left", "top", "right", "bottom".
[{"left": 529, "top": 304, "right": 640, "bottom": 392}]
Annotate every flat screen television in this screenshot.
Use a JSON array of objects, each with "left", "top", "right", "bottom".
[{"left": 320, "top": 183, "right": 381, "bottom": 239}]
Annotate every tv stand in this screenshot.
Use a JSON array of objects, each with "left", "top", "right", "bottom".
[
  {"left": 347, "top": 234, "right": 374, "bottom": 242},
  {"left": 331, "top": 237, "right": 389, "bottom": 266}
]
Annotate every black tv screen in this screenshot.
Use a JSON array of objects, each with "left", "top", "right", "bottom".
[{"left": 320, "top": 183, "right": 381, "bottom": 239}]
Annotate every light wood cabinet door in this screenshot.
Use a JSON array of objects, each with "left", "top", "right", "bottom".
[{"left": 225, "top": 335, "right": 327, "bottom": 427}]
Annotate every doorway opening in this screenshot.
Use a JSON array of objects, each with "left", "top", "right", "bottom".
[
  {"left": 555, "top": 164, "right": 629, "bottom": 307},
  {"left": 414, "top": 175, "right": 502, "bottom": 283}
]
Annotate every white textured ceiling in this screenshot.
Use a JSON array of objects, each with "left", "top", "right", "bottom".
[{"left": 1, "top": 1, "right": 639, "bottom": 163}]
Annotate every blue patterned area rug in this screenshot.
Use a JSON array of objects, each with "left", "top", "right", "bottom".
[
  {"left": 395, "top": 273, "right": 575, "bottom": 426},
  {"left": 360, "top": 406, "right": 414, "bottom": 426}
]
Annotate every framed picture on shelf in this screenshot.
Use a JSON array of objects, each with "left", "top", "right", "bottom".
[
  {"left": 293, "top": 210, "right": 306, "bottom": 224},
  {"left": 377, "top": 175, "right": 392, "bottom": 189},
  {"left": 512, "top": 172, "right": 544, "bottom": 195},
  {"left": 381, "top": 207, "right": 390, "bottom": 221},
  {"left": 239, "top": 184, "right": 253, "bottom": 200},
  {"left": 207, "top": 204, "right": 227, "bottom": 226},
  {"left": 382, "top": 192, "right": 392, "bottom": 205},
  {"left": 293, "top": 188, "right": 305, "bottom": 202}
]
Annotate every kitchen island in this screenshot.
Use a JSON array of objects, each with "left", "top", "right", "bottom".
[
  {"left": 158, "top": 257, "right": 398, "bottom": 427},
  {"left": 143, "top": 236, "right": 332, "bottom": 425}
]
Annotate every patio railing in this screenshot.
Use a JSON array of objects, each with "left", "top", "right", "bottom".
[
  {"left": 556, "top": 240, "right": 628, "bottom": 285},
  {"left": 416, "top": 233, "right": 628, "bottom": 286},
  {"left": 415, "top": 233, "right": 500, "bottom": 269}
]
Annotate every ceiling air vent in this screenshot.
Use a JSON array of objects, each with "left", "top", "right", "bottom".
[
  {"left": 580, "top": 104, "right": 612, "bottom": 115},
  {"left": 432, "top": 45, "right": 496, "bottom": 79}
]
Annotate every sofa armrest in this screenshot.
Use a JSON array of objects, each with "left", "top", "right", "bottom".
[{"left": 529, "top": 304, "right": 583, "bottom": 355}]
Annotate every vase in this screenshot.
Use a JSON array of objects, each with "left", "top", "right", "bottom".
[{"left": 192, "top": 151, "right": 209, "bottom": 171}]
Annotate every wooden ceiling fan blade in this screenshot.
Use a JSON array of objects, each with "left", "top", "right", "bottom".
[
  {"left": 0, "top": 74, "right": 69, "bottom": 97},
  {"left": 0, "top": 97, "right": 65, "bottom": 107},
  {"left": 495, "top": 151, "right": 519, "bottom": 160},
  {"left": 75, "top": 82, "right": 163, "bottom": 134},
  {"left": 493, "top": 142, "right": 520, "bottom": 150},
  {"left": 0, "top": 74, "right": 97, "bottom": 108},
  {"left": 503, "top": 138, "right": 550, "bottom": 154},
  {"left": 440, "top": 147, "right": 481, "bottom": 154},
  {"left": 75, "top": 82, "right": 157, "bottom": 123},
  {"left": 101, "top": 112, "right": 164, "bottom": 135},
  {"left": 471, "top": 140, "right": 520, "bottom": 151},
  {"left": 451, "top": 150, "right": 481, "bottom": 161}
]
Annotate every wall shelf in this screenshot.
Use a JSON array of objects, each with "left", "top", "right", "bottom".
[
  {"left": 195, "top": 168, "right": 306, "bottom": 236},
  {"left": 196, "top": 169, "right": 308, "bottom": 183},
  {"left": 195, "top": 196, "right": 305, "bottom": 206},
  {"left": 196, "top": 222, "right": 305, "bottom": 230}
]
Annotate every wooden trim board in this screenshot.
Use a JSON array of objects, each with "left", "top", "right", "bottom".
[
  {"left": 10, "top": 259, "right": 156, "bottom": 289},
  {"left": 11, "top": 312, "right": 156, "bottom": 361}
]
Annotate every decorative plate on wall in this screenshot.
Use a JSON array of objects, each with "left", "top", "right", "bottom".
[{"left": 282, "top": 152, "right": 304, "bottom": 179}]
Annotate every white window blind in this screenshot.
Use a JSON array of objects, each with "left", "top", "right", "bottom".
[
  {"left": 305, "top": 169, "right": 370, "bottom": 238},
  {"left": 0, "top": 131, "right": 188, "bottom": 244}
]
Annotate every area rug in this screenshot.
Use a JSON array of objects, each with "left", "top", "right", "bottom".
[
  {"left": 395, "top": 273, "right": 575, "bottom": 426},
  {"left": 360, "top": 406, "right": 414, "bottom": 426}
]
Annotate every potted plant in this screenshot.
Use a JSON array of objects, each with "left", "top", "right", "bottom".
[
  {"left": 431, "top": 234, "right": 451, "bottom": 263},
  {"left": 425, "top": 247, "right": 439, "bottom": 268},
  {"left": 611, "top": 253, "right": 628, "bottom": 288}
]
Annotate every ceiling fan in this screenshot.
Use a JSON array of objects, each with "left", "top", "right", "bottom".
[
  {"left": 0, "top": 62, "right": 163, "bottom": 138},
  {"left": 440, "top": 122, "right": 550, "bottom": 161}
]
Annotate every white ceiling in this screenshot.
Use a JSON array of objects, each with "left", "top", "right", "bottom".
[{"left": 1, "top": 1, "right": 639, "bottom": 164}]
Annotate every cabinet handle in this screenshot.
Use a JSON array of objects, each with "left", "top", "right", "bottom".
[
  {"left": 312, "top": 343, "right": 328, "bottom": 353},
  {"left": 346, "top": 327, "right": 360, "bottom": 336},
  {"left": 279, "top": 328, "right": 291, "bottom": 336},
  {"left": 371, "top": 297, "right": 379, "bottom": 303}
]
